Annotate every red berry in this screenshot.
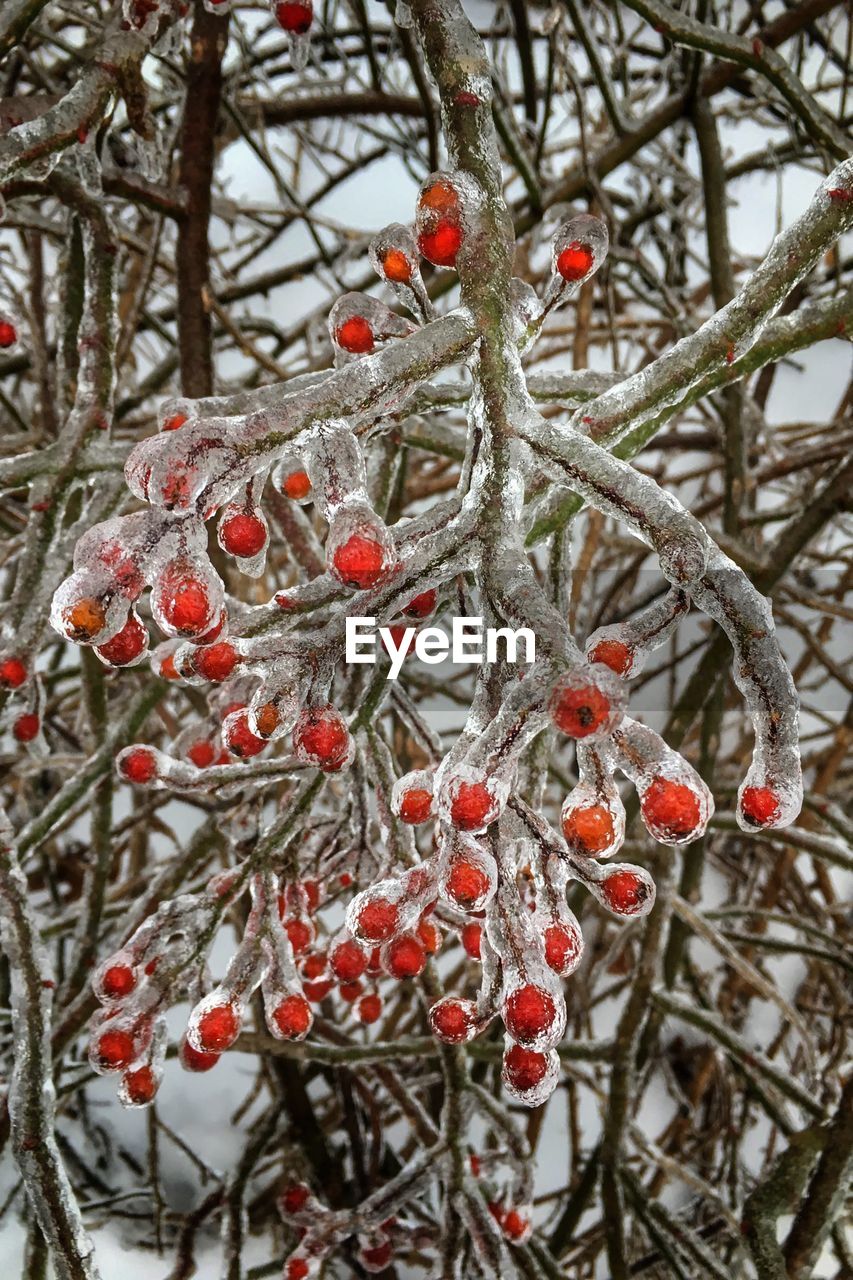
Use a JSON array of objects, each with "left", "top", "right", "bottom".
[
  {"left": 740, "top": 785, "right": 780, "bottom": 827},
  {"left": 275, "top": 0, "right": 312, "bottom": 33},
  {"left": 330, "top": 939, "right": 368, "bottom": 982},
  {"left": 589, "top": 638, "right": 632, "bottom": 675},
  {"left": 417, "top": 917, "right": 441, "bottom": 955},
  {"left": 162, "top": 412, "right": 187, "bottom": 432},
  {"left": 293, "top": 706, "right": 350, "bottom": 771},
  {"left": 95, "top": 1028, "right": 136, "bottom": 1070},
  {"left": 0, "top": 321, "right": 18, "bottom": 348},
  {"left": 361, "top": 1241, "right": 392, "bottom": 1269},
  {"left": 13, "top": 713, "right": 40, "bottom": 743},
  {"left": 123, "top": 1064, "right": 157, "bottom": 1105},
  {"left": 429, "top": 997, "right": 473, "bottom": 1044},
  {"left": 119, "top": 747, "right": 157, "bottom": 785},
  {"left": 195, "top": 1003, "right": 240, "bottom": 1053},
  {"left": 225, "top": 709, "right": 266, "bottom": 759},
  {"left": 418, "top": 221, "right": 463, "bottom": 267},
  {"left": 285, "top": 919, "right": 314, "bottom": 954},
  {"left": 282, "top": 469, "right": 311, "bottom": 500},
  {"left": 159, "top": 653, "right": 179, "bottom": 681},
  {"left": 301, "top": 952, "right": 327, "bottom": 981},
  {"left": 445, "top": 857, "right": 490, "bottom": 909},
  {"left": 336, "top": 316, "right": 374, "bottom": 353},
  {"left": 398, "top": 787, "right": 433, "bottom": 824},
  {"left": 220, "top": 512, "right": 267, "bottom": 559},
  {"left": 550, "top": 680, "right": 612, "bottom": 738},
  {"left": 332, "top": 533, "right": 386, "bottom": 589},
  {"left": 502, "top": 1208, "right": 531, "bottom": 1242},
  {"left": 357, "top": 897, "right": 398, "bottom": 942},
  {"left": 356, "top": 993, "right": 382, "bottom": 1024},
  {"left": 0, "top": 657, "right": 27, "bottom": 688},
  {"left": 544, "top": 924, "right": 581, "bottom": 973},
  {"left": 385, "top": 934, "right": 426, "bottom": 979},
  {"left": 503, "top": 1044, "right": 548, "bottom": 1093},
  {"left": 286, "top": 1261, "right": 309, "bottom": 1280},
  {"left": 641, "top": 777, "right": 701, "bottom": 839},
  {"left": 303, "top": 978, "right": 334, "bottom": 1002},
  {"left": 404, "top": 589, "right": 437, "bottom": 618},
  {"left": 449, "top": 781, "right": 495, "bottom": 831},
  {"left": 159, "top": 565, "right": 213, "bottom": 637},
  {"left": 95, "top": 614, "right": 147, "bottom": 667},
  {"left": 280, "top": 1183, "right": 311, "bottom": 1216},
  {"left": 188, "top": 740, "right": 216, "bottom": 768},
  {"left": 381, "top": 247, "right": 412, "bottom": 283},
  {"left": 101, "top": 963, "right": 136, "bottom": 1000},
  {"left": 272, "top": 993, "right": 312, "bottom": 1039},
  {"left": 197, "top": 611, "right": 226, "bottom": 645},
  {"left": 338, "top": 980, "right": 363, "bottom": 1003},
  {"left": 62, "top": 596, "right": 107, "bottom": 642},
  {"left": 556, "top": 240, "right": 594, "bottom": 281},
  {"left": 600, "top": 869, "right": 651, "bottom": 916},
  {"left": 420, "top": 180, "right": 459, "bottom": 214},
  {"left": 504, "top": 984, "right": 556, "bottom": 1045},
  {"left": 461, "top": 922, "right": 482, "bottom": 959},
  {"left": 562, "top": 803, "right": 615, "bottom": 854},
  {"left": 179, "top": 1036, "right": 221, "bottom": 1072},
  {"left": 192, "top": 641, "right": 239, "bottom": 683}
]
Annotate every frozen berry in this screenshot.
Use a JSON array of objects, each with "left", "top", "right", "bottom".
[
  {"left": 544, "top": 924, "right": 582, "bottom": 974},
  {"left": 461, "top": 922, "right": 482, "bottom": 959},
  {"left": 356, "top": 897, "right": 398, "bottom": 942},
  {"left": 417, "top": 917, "right": 441, "bottom": 955},
  {"left": 272, "top": 994, "right": 312, "bottom": 1039},
  {"left": 361, "top": 1241, "right": 392, "bottom": 1270},
  {"left": 285, "top": 919, "right": 314, "bottom": 954},
  {"left": 293, "top": 705, "right": 350, "bottom": 771},
  {"left": 0, "top": 320, "right": 18, "bottom": 348},
  {"left": 641, "top": 777, "right": 701, "bottom": 840},
  {"left": 123, "top": 1065, "right": 157, "bottom": 1105},
  {"left": 162, "top": 412, "right": 187, "bottom": 432},
  {"left": 444, "top": 857, "right": 491, "bottom": 909},
  {"left": 96, "top": 614, "right": 147, "bottom": 667},
  {"left": 119, "top": 747, "right": 157, "bottom": 785},
  {"left": 504, "top": 984, "right": 556, "bottom": 1045},
  {"left": 101, "top": 963, "right": 136, "bottom": 1000},
  {"left": 381, "top": 247, "right": 412, "bottom": 283},
  {"left": 550, "top": 679, "right": 612, "bottom": 738},
  {"left": 159, "top": 565, "right": 213, "bottom": 637},
  {"left": 192, "top": 641, "right": 239, "bottom": 683},
  {"left": 356, "top": 993, "right": 382, "bottom": 1024},
  {"left": 224, "top": 709, "right": 266, "bottom": 759},
  {"left": 503, "top": 1044, "right": 548, "bottom": 1093},
  {"left": 0, "top": 657, "right": 27, "bottom": 688},
  {"left": 600, "top": 869, "right": 651, "bottom": 916},
  {"left": 330, "top": 938, "right": 368, "bottom": 982},
  {"left": 332, "top": 533, "right": 386, "bottom": 589},
  {"left": 282, "top": 469, "right": 311, "bottom": 500},
  {"left": 562, "top": 803, "right": 615, "bottom": 855},
  {"left": 384, "top": 933, "right": 426, "bottom": 979},
  {"left": 195, "top": 1003, "right": 241, "bottom": 1053},
  {"left": 404, "top": 589, "right": 437, "bottom": 618},
  {"left": 220, "top": 513, "right": 267, "bottom": 559},
  {"left": 449, "top": 781, "right": 495, "bottom": 830},
  {"left": 62, "top": 596, "right": 107, "bottom": 643},
  {"left": 179, "top": 1036, "right": 221, "bottom": 1072},
  {"left": 418, "top": 221, "right": 462, "bottom": 267},
  {"left": 740, "top": 785, "right": 780, "bottom": 827},
  {"left": 398, "top": 787, "right": 433, "bottom": 824},
  {"left": 286, "top": 1260, "right": 310, "bottom": 1280},
  {"left": 429, "top": 996, "right": 474, "bottom": 1043},
  {"left": 501, "top": 1208, "right": 531, "bottom": 1243},
  {"left": 588, "top": 638, "right": 632, "bottom": 676},
  {"left": 95, "top": 1028, "right": 136, "bottom": 1071},
  {"left": 556, "top": 240, "right": 594, "bottom": 281},
  {"left": 280, "top": 1183, "right": 311, "bottom": 1216},
  {"left": 275, "top": 0, "right": 312, "bottom": 33},
  {"left": 336, "top": 316, "right": 374, "bottom": 354},
  {"left": 338, "top": 980, "right": 363, "bottom": 1003},
  {"left": 13, "top": 713, "right": 40, "bottom": 743},
  {"left": 188, "top": 740, "right": 216, "bottom": 768}
]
